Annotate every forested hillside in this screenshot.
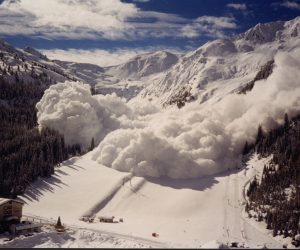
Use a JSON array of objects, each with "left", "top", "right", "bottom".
[
  {"left": 0, "top": 76, "right": 81, "bottom": 198},
  {"left": 245, "top": 114, "right": 300, "bottom": 246}
]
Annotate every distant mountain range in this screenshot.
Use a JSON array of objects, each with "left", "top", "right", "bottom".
[{"left": 1, "top": 17, "right": 300, "bottom": 108}]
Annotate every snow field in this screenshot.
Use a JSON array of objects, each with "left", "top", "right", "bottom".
[
  {"left": 20, "top": 153, "right": 287, "bottom": 248},
  {"left": 21, "top": 153, "right": 130, "bottom": 222}
]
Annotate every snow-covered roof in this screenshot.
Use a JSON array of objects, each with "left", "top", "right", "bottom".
[
  {"left": 0, "top": 198, "right": 10, "bottom": 206},
  {"left": 0, "top": 198, "right": 25, "bottom": 206}
]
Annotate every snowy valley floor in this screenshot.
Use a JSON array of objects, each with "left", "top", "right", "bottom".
[{"left": 0, "top": 153, "right": 293, "bottom": 248}]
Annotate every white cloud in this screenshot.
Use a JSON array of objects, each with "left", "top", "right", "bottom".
[
  {"left": 0, "top": 0, "right": 237, "bottom": 40},
  {"left": 280, "top": 1, "right": 300, "bottom": 10},
  {"left": 41, "top": 47, "right": 184, "bottom": 67},
  {"left": 181, "top": 16, "right": 237, "bottom": 38},
  {"left": 0, "top": 0, "right": 138, "bottom": 40},
  {"left": 226, "top": 3, "right": 247, "bottom": 11}
]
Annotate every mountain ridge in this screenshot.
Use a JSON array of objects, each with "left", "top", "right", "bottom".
[{"left": 1, "top": 16, "right": 300, "bottom": 107}]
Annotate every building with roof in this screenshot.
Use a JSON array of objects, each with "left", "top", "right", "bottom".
[
  {"left": 0, "top": 198, "right": 24, "bottom": 223},
  {"left": 0, "top": 198, "right": 43, "bottom": 235}
]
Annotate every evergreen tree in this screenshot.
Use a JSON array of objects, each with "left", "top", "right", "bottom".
[
  {"left": 284, "top": 113, "right": 289, "bottom": 129},
  {"left": 56, "top": 216, "right": 62, "bottom": 228},
  {"left": 89, "top": 137, "right": 95, "bottom": 151},
  {"left": 243, "top": 141, "right": 249, "bottom": 155},
  {"left": 90, "top": 86, "right": 96, "bottom": 95},
  {"left": 256, "top": 125, "right": 264, "bottom": 144},
  {"left": 246, "top": 114, "right": 300, "bottom": 245}
]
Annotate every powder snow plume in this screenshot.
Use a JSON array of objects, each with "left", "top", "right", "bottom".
[
  {"left": 36, "top": 81, "right": 130, "bottom": 149},
  {"left": 37, "top": 49, "right": 300, "bottom": 179}
]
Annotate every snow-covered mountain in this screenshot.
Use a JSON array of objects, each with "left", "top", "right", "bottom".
[
  {"left": 105, "top": 51, "right": 179, "bottom": 80},
  {"left": 0, "top": 40, "right": 80, "bottom": 86},
  {"left": 53, "top": 60, "right": 106, "bottom": 86},
  {"left": 0, "top": 40, "right": 117, "bottom": 89},
  {"left": 136, "top": 16, "right": 300, "bottom": 106},
  {"left": 0, "top": 40, "right": 181, "bottom": 100},
  {"left": 1, "top": 17, "right": 300, "bottom": 105},
  {"left": 112, "top": 16, "right": 300, "bottom": 106},
  {"left": 91, "top": 16, "right": 300, "bottom": 105},
  {"left": 91, "top": 51, "right": 180, "bottom": 100}
]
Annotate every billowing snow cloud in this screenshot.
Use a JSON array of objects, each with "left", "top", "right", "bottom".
[
  {"left": 37, "top": 49, "right": 300, "bottom": 179},
  {"left": 36, "top": 82, "right": 131, "bottom": 149},
  {"left": 93, "top": 50, "right": 300, "bottom": 178}
]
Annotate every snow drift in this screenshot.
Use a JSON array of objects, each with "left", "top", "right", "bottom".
[{"left": 37, "top": 49, "right": 300, "bottom": 179}]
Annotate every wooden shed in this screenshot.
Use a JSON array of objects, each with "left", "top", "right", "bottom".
[{"left": 0, "top": 198, "right": 24, "bottom": 223}]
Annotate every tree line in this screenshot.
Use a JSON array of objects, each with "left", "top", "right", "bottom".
[
  {"left": 244, "top": 113, "right": 300, "bottom": 245},
  {"left": 0, "top": 76, "right": 81, "bottom": 198}
]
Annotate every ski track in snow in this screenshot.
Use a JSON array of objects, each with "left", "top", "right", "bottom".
[{"left": 81, "top": 174, "right": 133, "bottom": 218}]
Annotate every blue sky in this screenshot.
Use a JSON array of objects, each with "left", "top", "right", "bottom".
[{"left": 0, "top": 0, "right": 299, "bottom": 66}]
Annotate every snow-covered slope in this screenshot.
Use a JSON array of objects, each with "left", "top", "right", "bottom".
[
  {"left": 106, "top": 51, "right": 179, "bottom": 80},
  {"left": 88, "top": 51, "right": 180, "bottom": 100},
  {"left": 0, "top": 39, "right": 79, "bottom": 86},
  {"left": 0, "top": 40, "right": 116, "bottom": 91},
  {"left": 17, "top": 152, "right": 287, "bottom": 248},
  {"left": 135, "top": 17, "right": 300, "bottom": 106},
  {"left": 51, "top": 50, "right": 179, "bottom": 99},
  {"left": 23, "top": 46, "right": 49, "bottom": 61},
  {"left": 0, "top": 40, "right": 180, "bottom": 100},
  {"left": 53, "top": 60, "right": 107, "bottom": 86}
]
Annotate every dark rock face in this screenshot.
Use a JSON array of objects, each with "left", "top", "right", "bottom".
[{"left": 238, "top": 60, "right": 274, "bottom": 95}]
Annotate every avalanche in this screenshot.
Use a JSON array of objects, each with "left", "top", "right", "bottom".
[{"left": 37, "top": 49, "right": 300, "bottom": 179}]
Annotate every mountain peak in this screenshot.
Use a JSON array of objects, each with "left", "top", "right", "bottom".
[
  {"left": 236, "top": 20, "right": 285, "bottom": 43},
  {"left": 106, "top": 50, "right": 179, "bottom": 80},
  {"left": 235, "top": 16, "right": 300, "bottom": 44}
]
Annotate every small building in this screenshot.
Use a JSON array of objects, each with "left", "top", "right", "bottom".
[
  {"left": 0, "top": 198, "right": 24, "bottom": 223},
  {"left": 0, "top": 198, "right": 43, "bottom": 235},
  {"left": 98, "top": 216, "right": 114, "bottom": 223}
]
